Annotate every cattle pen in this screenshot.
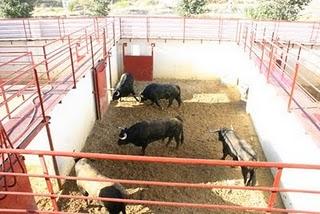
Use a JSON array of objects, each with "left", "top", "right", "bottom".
[{"left": 0, "top": 16, "right": 319, "bottom": 213}]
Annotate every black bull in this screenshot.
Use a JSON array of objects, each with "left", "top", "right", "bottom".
[
  {"left": 118, "top": 117, "right": 184, "bottom": 155},
  {"left": 112, "top": 73, "right": 139, "bottom": 101},
  {"left": 140, "top": 83, "right": 182, "bottom": 108},
  {"left": 213, "top": 128, "right": 257, "bottom": 186}
]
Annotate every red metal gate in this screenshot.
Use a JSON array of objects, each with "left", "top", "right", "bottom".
[
  {"left": 92, "top": 59, "right": 108, "bottom": 120},
  {"left": 123, "top": 43, "right": 155, "bottom": 81}
]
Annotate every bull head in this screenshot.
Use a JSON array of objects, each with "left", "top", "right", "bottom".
[
  {"left": 112, "top": 90, "right": 121, "bottom": 101},
  {"left": 119, "top": 133, "right": 127, "bottom": 140}
]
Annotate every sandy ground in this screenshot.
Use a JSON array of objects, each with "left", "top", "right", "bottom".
[{"left": 54, "top": 78, "right": 284, "bottom": 213}]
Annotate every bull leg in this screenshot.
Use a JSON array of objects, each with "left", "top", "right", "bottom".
[
  {"left": 248, "top": 169, "right": 256, "bottom": 186},
  {"left": 167, "top": 98, "right": 174, "bottom": 108},
  {"left": 175, "top": 96, "right": 182, "bottom": 107},
  {"left": 166, "top": 136, "right": 173, "bottom": 147},
  {"left": 221, "top": 146, "right": 228, "bottom": 160},
  {"left": 241, "top": 167, "right": 249, "bottom": 186},
  {"left": 154, "top": 99, "right": 163, "bottom": 109},
  {"left": 131, "top": 91, "right": 140, "bottom": 102},
  {"left": 122, "top": 206, "right": 127, "bottom": 214},
  {"left": 174, "top": 134, "right": 181, "bottom": 149},
  {"left": 220, "top": 153, "right": 227, "bottom": 160},
  {"left": 141, "top": 145, "right": 147, "bottom": 155}
]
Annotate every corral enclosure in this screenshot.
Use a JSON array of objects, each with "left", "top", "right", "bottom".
[
  {"left": 0, "top": 17, "right": 320, "bottom": 214},
  {"left": 57, "top": 79, "right": 284, "bottom": 213}
]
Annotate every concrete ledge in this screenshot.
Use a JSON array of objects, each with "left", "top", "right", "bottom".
[{"left": 245, "top": 58, "right": 320, "bottom": 212}]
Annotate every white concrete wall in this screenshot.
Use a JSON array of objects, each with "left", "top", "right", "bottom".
[
  {"left": 25, "top": 70, "right": 97, "bottom": 176},
  {"left": 120, "top": 39, "right": 244, "bottom": 82},
  {"left": 244, "top": 54, "right": 320, "bottom": 212}
]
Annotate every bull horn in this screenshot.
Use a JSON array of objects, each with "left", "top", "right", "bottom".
[
  {"left": 115, "top": 91, "right": 120, "bottom": 96},
  {"left": 230, "top": 125, "right": 234, "bottom": 130},
  {"left": 119, "top": 133, "right": 127, "bottom": 140},
  {"left": 118, "top": 127, "right": 125, "bottom": 130},
  {"left": 209, "top": 129, "right": 220, "bottom": 133}
]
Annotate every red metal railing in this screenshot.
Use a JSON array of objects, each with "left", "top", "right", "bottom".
[
  {"left": 0, "top": 24, "right": 112, "bottom": 149},
  {"left": 1, "top": 17, "right": 319, "bottom": 44},
  {"left": 240, "top": 26, "right": 320, "bottom": 132},
  {"left": 0, "top": 149, "right": 320, "bottom": 213}
]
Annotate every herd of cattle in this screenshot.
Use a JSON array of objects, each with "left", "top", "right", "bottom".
[{"left": 74, "top": 73, "right": 257, "bottom": 214}]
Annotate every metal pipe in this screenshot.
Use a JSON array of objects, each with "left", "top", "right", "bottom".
[
  {"left": 267, "top": 168, "right": 283, "bottom": 209},
  {"left": 69, "top": 47, "right": 76, "bottom": 89},
  {"left": 38, "top": 154, "right": 59, "bottom": 211}
]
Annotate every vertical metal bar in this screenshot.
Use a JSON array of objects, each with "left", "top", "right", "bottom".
[
  {"left": 42, "top": 46, "right": 50, "bottom": 81},
  {"left": 38, "top": 154, "right": 59, "bottom": 211},
  {"left": 108, "top": 51, "right": 112, "bottom": 89},
  {"left": 96, "top": 17, "right": 100, "bottom": 42},
  {"left": 57, "top": 18, "right": 62, "bottom": 39},
  {"left": 309, "top": 22, "right": 315, "bottom": 43},
  {"left": 0, "top": 86, "right": 11, "bottom": 119},
  {"left": 69, "top": 47, "right": 77, "bottom": 89},
  {"left": 249, "top": 28, "right": 254, "bottom": 59},
  {"left": 90, "top": 36, "right": 101, "bottom": 120},
  {"left": 244, "top": 27, "right": 248, "bottom": 52},
  {"left": 62, "top": 18, "right": 66, "bottom": 37},
  {"left": 235, "top": 19, "right": 239, "bottom": 43},
  {"left": 218, "top": 17, "right": 222, "bottom": 44},
  {"left": 267, "top": 45, "right": 274, "bottom": 82},
  {"left": 90, "top": 36, "right": 95, "bottom": 69},
  {"left": 113, "top": 20, "right": 116, "bottom": 46},
  {"left": 183, "top": 17, "right": 186, "bottom": 43},
  {"left": 119, "top": 17, "right": 122, "bottom": 39},
  {"left": 287, "top": 46, "right": 301, "bottom": 111},
  {"left": 103, "top": 28, "right": 107, "bottom": 60},
  {"left": 85, "top": 28, "right": 89, "bottom": 53},
  {"left": 32, "top": 64, "right": 61, "bottom": 190},
  {"left": 122, "top": 43, "right": 127, "bottom": 72},
  {"left": 237, "top": 23, "right": 242, "bottom": 45},
  {"left": 267, "top": 168, "right": 282, "bottom": 210},
  {"left": 147, "top": 17, "right": 150, "bottom": 43},
  {"left": 287, "top": 62, "right": 300, "bottom": 112},
  {"left": 27, "top": 19, "right": 32, "bottom": 38},
  {"left": 283, "top": 40, "right": 291, "bottom": 73},
  {"left": 22, "top": 19, "right": 28, "bottom": 40},
  {"left": 259, "top": 40, "right": 265, "bottom": 73}
]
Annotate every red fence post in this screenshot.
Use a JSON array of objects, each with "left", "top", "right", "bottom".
[
  {"left": 259, "top": 40, "right": 265, "bottom": 73},
  {"left": 22, "top": 20, "right": 28, "bottom": 40},
  {"left": 38, "top": 154, "right": 59, "bottom": 211},
  {"left": 85, "top": 28, "right": 89, "bottom": 54},
  {"left": 267, "top": 168, "right": 282, "bottom": 210},
  {"left": 103, "top": 28, "right": 107, "bottom": 60},
  {"left": 267, "top": 45, "right": 274, "bottom": 82},
  {"left": 32, "top": 65, "right": 62, "bottom": 190},
  {"left": 237, "top": 22, "right": 242, "bottom": 45},
  {"left": 57, "top": 18, "right": 62, "bottom": 39},
  {"left": 244, "top": 27, "right": 248, "bottom": 52},
  {"left": 42, "top": 46, "right": 50, "bottom": 81},
  {"left": 90, "top": 36, "right": 101, "bottom": 120},
  {"left": 288, "top": 60, "right": 300, "bottom": 112},
  {"left": 249, "top": 28, "right": 254, "bottom": 59},
  {"left": 69, "top": 47, "right": 77, "bottom": 89},
  {"left": 147, "top": 17, "right": 150, "bottom": 43},
  {"left": 113, "top": 19, "right": 116, "bottom": 46},
  {"left": 183, "top": 17, "right": 186, "bottom": 43},
  {"left": 0, "top": 86, "right": 11, "bottom": 119}
]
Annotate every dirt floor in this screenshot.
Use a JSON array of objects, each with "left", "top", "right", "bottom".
[{"left": 57, "top": 78, "right": 284, "bottom": 213}]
